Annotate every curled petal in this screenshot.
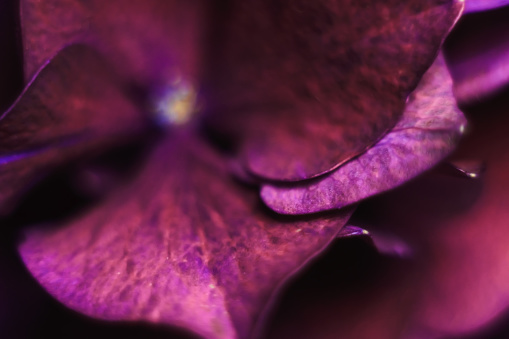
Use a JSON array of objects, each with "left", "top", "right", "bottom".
[
  {"left": 0, "top": 45, "right": 146, "bottom": 214},
  {"left": 20, "top": 0, "right": 206, "bottom": 87},
  {"left": 444, "top": 5, "right": 509, "bottom": 104},
  {"left": 262, "top": 55, "right": 466, "bottom": 214},
  {"left": 19, "top": 135, "right": 352, "bottom": 339},
  {"left": 204, "top": 0, "right": 463, "bottom": 181}
]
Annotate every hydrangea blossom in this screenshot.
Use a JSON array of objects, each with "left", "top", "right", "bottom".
[{"left": 2, "top": 1, "right": 509, "bottom": 339}]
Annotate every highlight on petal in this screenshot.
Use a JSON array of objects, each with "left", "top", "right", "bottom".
[
  {"left": 262, "top": 54, "right": 466, "bottom": 215},
  {"left": 444, "top": 5, "right": 509, "bottom": 104},
  {"left": 448, "top": 159, "right": 485, "bottom": 178},
  {"left": 464, "top": 0, "right": 509, "bottom": 13},
  {"left": 20, "top": 0, "right": 207, "bottom": 87},
  {"left": 204, "top": 0, "right": 463, "bottom": 181},
  {"left": 19, "top": 136, "right": 352, "bottom": 339},
  {"left": 0, "top": 44, "right": 146, "bottom": 215},
  {"left": 336, "top": 225, "right": 370, "bottom": 239}
]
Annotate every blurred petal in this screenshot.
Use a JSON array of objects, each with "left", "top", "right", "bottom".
[
  {"left": 19, "top": 135, "right": 352, "bottom": 339},
  {"left": 267, "top": 90, "right": 509, "bottom": 338},
  {"left": 20, "top": 0, "right": 207, "bottom": 87},
  {"left": 204, "top": 0, "right": 463, "bottom": 181},
  {"left": 444, "top": 6, "right": 509, "bottom": 103},
  {"left": 464, "top": 0, "right": 509, "bottom": 13},
  {"left": 0, "top": 44, "right": 146, "bottom": 215},
  {"left": 262, "top": 55, "right": 465, "bottom": 214},
  {"left": 404, "top": 94, "right": 509, "bottom": 338}
]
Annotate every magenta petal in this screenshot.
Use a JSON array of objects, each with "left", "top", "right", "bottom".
[
  {"left": 0, "top": 44, "right": 146, "bottom": 214},
  {"left": 19, "top": 135, "right": 352, "bottom": 339},
  {"left": 20, "top": 0, "right": 206, "bottom": 87},
  {"left": 262, "top": 55, "right": 466, "bottom": 215},
  {"left": 464, "top": 0, "right": 509, "bottom": 12},
  {"left": 204, "top": 0, "right": 463, "bottom": 181},
  {"left": 444, "top": 5, "right": 509, "bottom": 104}
]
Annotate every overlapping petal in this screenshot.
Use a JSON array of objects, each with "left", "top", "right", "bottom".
[
  {"left": 19, "top": 135, "right": 352, "bottom": 339},
  {"left": 0, "top": 45, "right": 146, "bottom": 214},
  {"left": 265, "top": 91, "right": 509, "bottom": 338},
  {"left": 444, "top": 5, "right": 509, "bottom": 104},
  {"left": 261, "top": 55, "right": 466, "bottom": 215},
  {"left": 203, "top": 0, "right": 463, "bottom": 182},
  {"left": 20, "top": 0, "right": 207, "bottom": 88}
]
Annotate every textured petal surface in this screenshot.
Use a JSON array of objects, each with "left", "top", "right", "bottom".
[
  {"left": 464, "top": 0, "right": 509, "bottom": 12},
  {"left": 19, "top": 135, "right": 352, "bottom": 339},
  {"left": 20, "top": 0, "right": 206, "bottom": 88},
  {"left": 204, "top": 0, "right": 463, "bottom": 181},
  {"left": 264, "top": 91, "right": 509, "bottom": 339},
  {"left": 0, "top": 44, "right": 146, "bottom": 214},
  {"left": 262, "top": 55, "right": 466, "bottom": 214},
  {"left": 444, "top": 5, "right": 509, "bottom": 104}
]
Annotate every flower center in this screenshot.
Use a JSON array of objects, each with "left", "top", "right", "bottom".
[{"left": 151, "top": 77, "right": 198, "bottom": 127}]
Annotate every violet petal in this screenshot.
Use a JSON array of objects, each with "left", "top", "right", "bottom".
[
  {"left": 204, "top": 0, "right": 463, "bottom": 181},
  {"left": 19, "top": 135, "right": 352, "bottom": 339},
  {"left": 444, "top": 5, "right": 509, "bottom": 104},
  {"left": 20, "top": 0, "right": 206, "bottom": 88},
  {"left": 464, "top": 0, "right": 509, "bottom": 13},
  {"left": 0, "top": 44, "right": 146, "bottom": 215},
  {"left": 262, "top": 54, "right": 466, "bottom": 214}
]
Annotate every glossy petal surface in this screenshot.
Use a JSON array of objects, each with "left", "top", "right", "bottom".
[
  {"left": 262, "top": 55, "right": 466, "bottom": 214},
  {"left": 21, "top": 0, "right": 206, "bottom": 87},
  {"left": 0, "top": 45, "right": 146, "bottom": 214},
  {"left": 464, "top": 0, "right": 509, "bottom": 12},
  {"left": 444, "top": 5, "right": 509, "bottom": 104},
  {"left": 265, "top": 92, "right": 509, "bottom": 339},
  {"left": 19, "top": 135, "right": 352, "bottom": 339},
  {"left": 204, "top": 0, "right": 463, "bottom": 181}
]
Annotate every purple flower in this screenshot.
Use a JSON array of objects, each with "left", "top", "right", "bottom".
[{"left": 2, "top": 1, "right": 509, "bottom": 338}]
